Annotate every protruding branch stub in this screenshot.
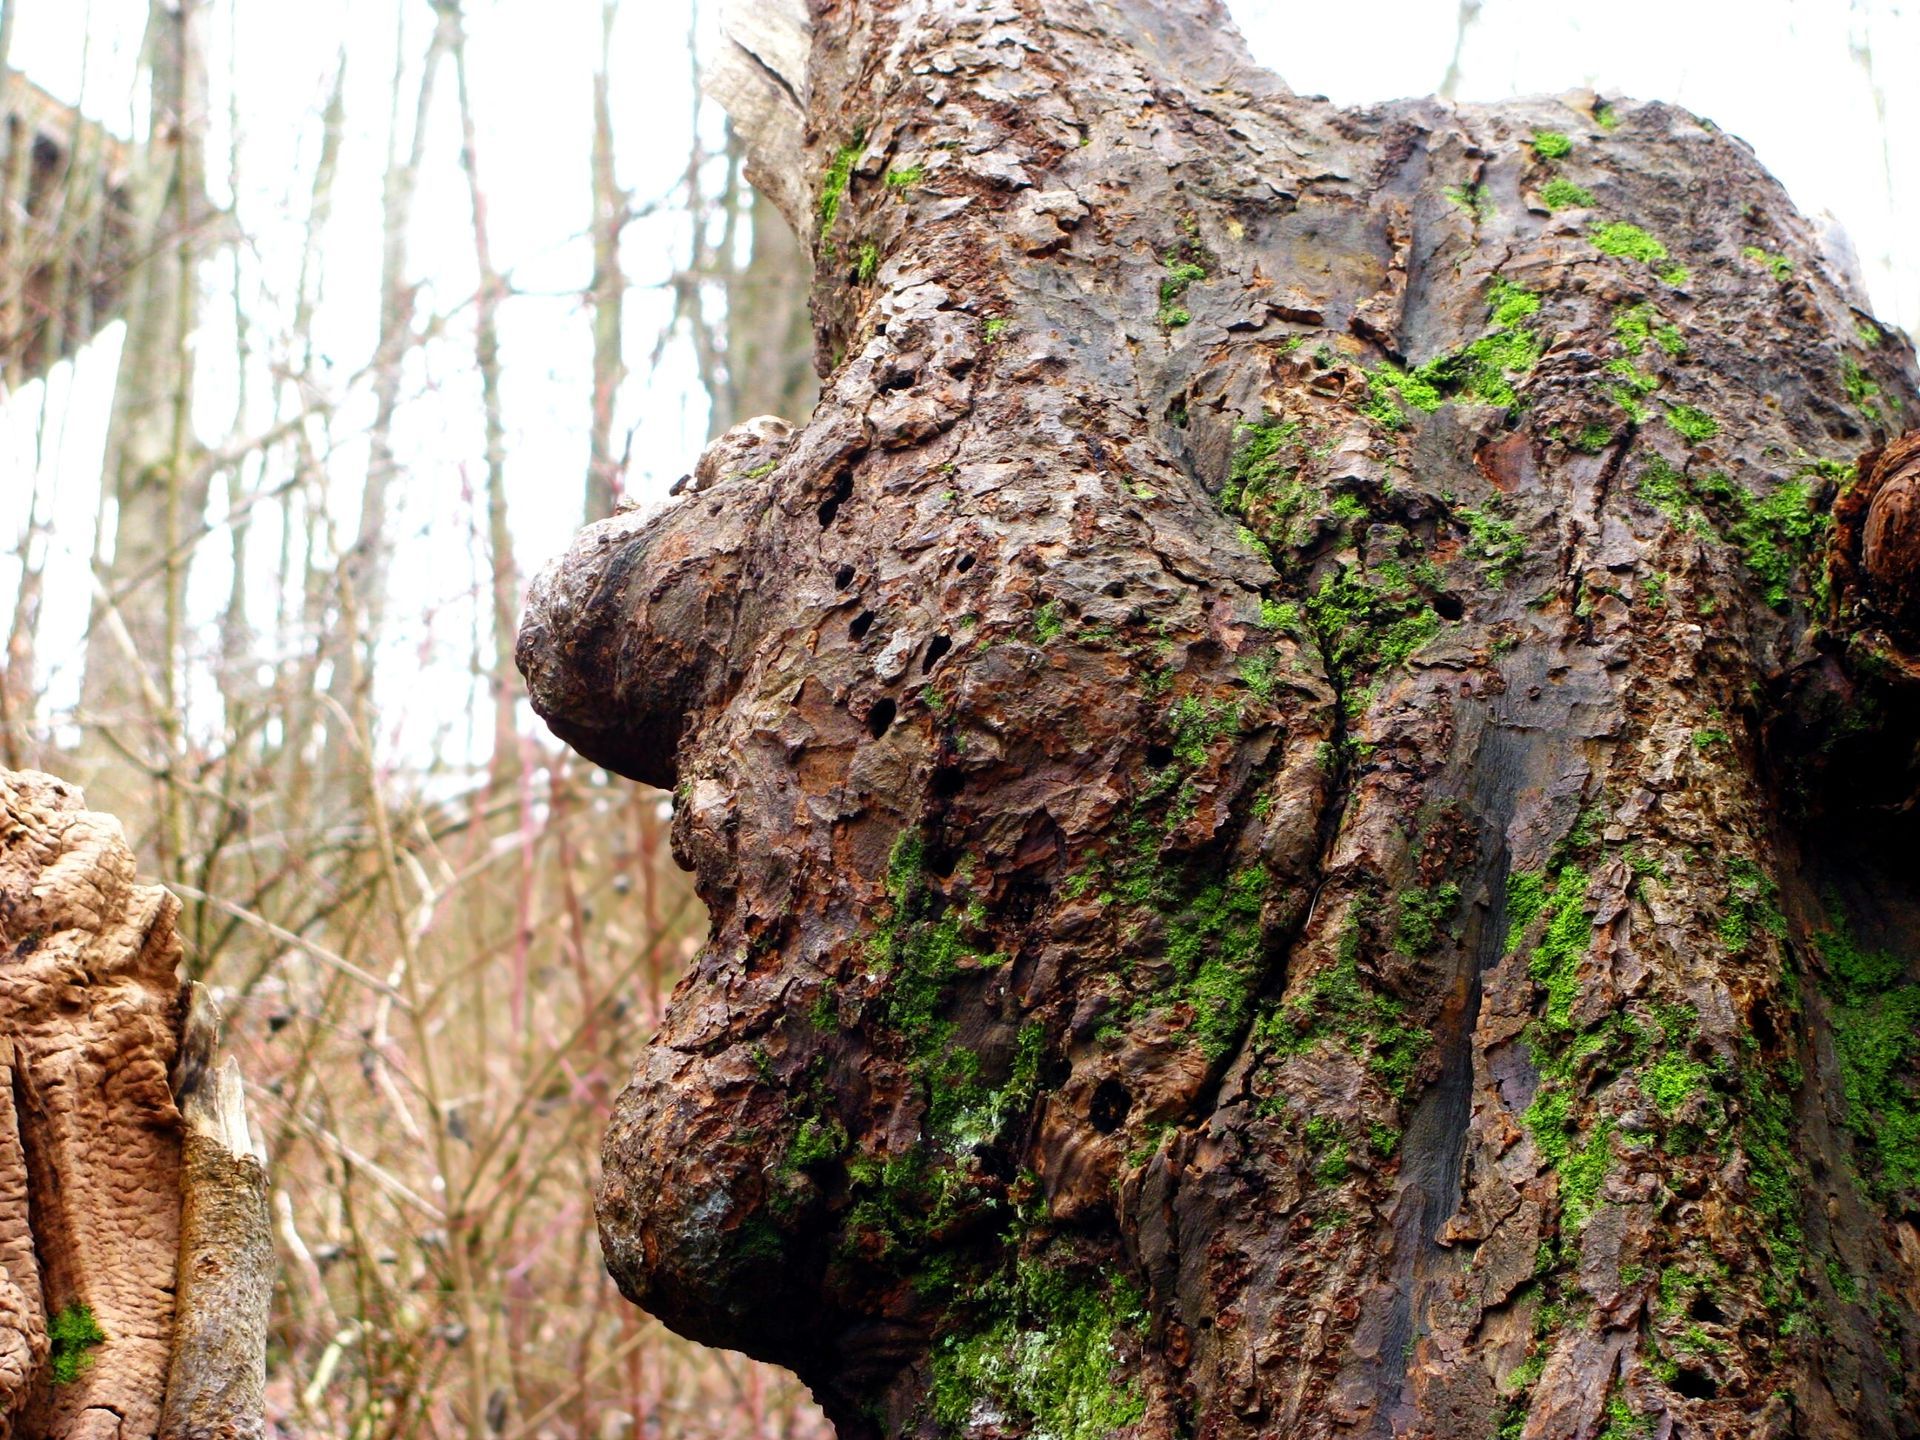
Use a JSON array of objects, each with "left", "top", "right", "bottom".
[
  {"left": 516, "top": 418, "right": 795, "bottom": 789},
  {"left": 1831, "top": 429, "right": 1920, "bottom": 683}
]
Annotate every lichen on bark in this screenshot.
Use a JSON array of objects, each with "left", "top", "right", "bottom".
[{"left": 518, "top": 1, "right": 1920, "bottom": 1435}]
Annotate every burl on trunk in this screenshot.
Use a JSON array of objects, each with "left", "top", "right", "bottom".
[
  {"left": 1, "top": 769, "right": 271, "bottom": 1439},
  {"left": 518, "top": 1, "right": 1920, "bottom": 1435}
]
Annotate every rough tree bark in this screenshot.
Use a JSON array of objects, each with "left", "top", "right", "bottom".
[
  {"left": 0, "top": 769, "right": 270, "bottom": 1439},
  {"left": 519, "top": 2, "right": 1920, "bottom": 1437}
]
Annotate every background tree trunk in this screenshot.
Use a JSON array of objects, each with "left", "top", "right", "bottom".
[
  {"left": 518, "top": 1, "right": 1920, "bottom": 1437},
  {"left": 79, "top": 0, "right": 210, "bottom": 867}
]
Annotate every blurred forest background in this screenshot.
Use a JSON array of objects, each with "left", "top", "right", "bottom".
[{"left": 0, "top": 0, "right": 1911, "bottom": 1436}]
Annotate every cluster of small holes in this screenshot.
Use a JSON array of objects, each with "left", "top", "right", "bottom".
[{"left": 818, "top": 470, "right": 854, "bottom": 527}]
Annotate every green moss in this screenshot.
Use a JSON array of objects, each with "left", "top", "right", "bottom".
[
  {"left": 49, "top": 1303, "right": 106, "bottom": 1385},
  {"left": 885, "top": 163, "right": 926, "bottom": 189},
  {"left": 786, "top": 1114, "right": 849, "bottom": 1170},
  {"left": 1330, "top": 492, "right": 1369, "bottom": 522},
  {"left": 1741, "top": 245, "right": 1793, "bottom": 281},
  {"left": 1531, "top": 130, "right": 1573, "bottom": 160},
  {"left": 1453, "top": 328, "right": 1545, "bottom": 407},
  {"left": 984, "top": 316, "right": 1010, "bottom": 343},
  {"left": 1444, "top": 182, "right": 1493, "bottom": 220},
  {"left": 1032, "top": 599, "right": 1066, "bottom": 643},
  {"left": 1459, "top": 503, "right": 1526, "bottom": 585},
  {"left": 1728, "top": 479, "right": 1825, "bottom": 608},
  {"left": 1541, "top": 177, "right": 1595, "bottom": 211},
  {"left": 1237, "top": 653, "right": 1277, "bottom": 702},
  {"left": 1595, "top": 102, "right": 1620, "bottom": 130},
  {"left": 856, "top": 242, "right": 879, "bottom": 284},
  {"left": 1856, "top": 317, "right": 1883, "bottom": 347},
  {"left": 818, "top": 132, "right": 865, "bottom": 242},
  {"left": 1487, "top": 278, "right": 1541, "bottom": 328},
  {"left": 1523, "top": 1086, "right": 1614, "bottom": 1228},
  {"left": 1643, "top": 1052, "right": 1711, "bottom": 1115},
  {"left": 1817, "top": 916, "right": 1920, "bottom": 1198},
  {"left": 1381, "top": 280, "right": 1542, "bottom": 418},
  {"left": 1569, "top": 423, "right": 1614, "bottom": 454},
  {"left": 1167, "top": 694, "right": 1231, "bottom": 768},
  {"left": 929, "top": 1264, "right": 1146, "bottom": 1440},
  {"left": 1596, "top": 1394, "right": 1652, "bottom": 1440},
  {"left": 932, "top": 1021, "right": 1044, "bottom": 1154},
  {"left": 1364, "top": 365, "right": 1443, "bottom": 429},
  {"left": 1158, "top": 253, "right": 1208, "bottom": 328},
  {"left": 1613, "top": 303, "right": 1686, "bottom": 358},
  {"left": 1224, "top": 418, "right": 1302, "bottom": 511},
  {"left": 1305, "top": 567, "right": 1441, "bottom": 690},
  {"left": 1161, "top": 867, "right": 1267, "bottom": 1061},
  {"left": 1665, "top": 404, "right": 1719, "bottom": 444},
  {"left": 1718, "top": 858, "right": 1786, "bottom": 953},
  {"left": 1508, "top": 865, "right": 1594, "bottom": 1031},
  {"left": 1257, "top": 598, "right": 1301, "bottom": 632},
  {"left": 1826, "top": 1254, "right": 1861, "bottom": 1302},
  {"left": 1841, "top": 357, "right": 1887, "bottom": 425},
  {"left": 1305, "top": 1115, "right": 1352, "bottom": 1185},
  {"left": 1635, "top": 459, "right": 1829, "bottom": 608},
  {"left": 1396, "top": 883, "right": 1462, "bottom": 956},
  {"left": 1260, "top": 901, "right": 1428, "bottom": 1099},
  {"left": 1590, "top": 222, "right": 1668, "bottom": 264},
  {"left": 809, "top": 979, "right": 839, "bottom": 1029},
  {"left": 1656, "top": 263, "right": 1691, "bottom": 287},
  {"left": 867, "top": 832, "right": 1033, "bottom": 1160}
]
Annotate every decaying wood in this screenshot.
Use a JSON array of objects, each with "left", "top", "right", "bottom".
[
  {"left": 520, "top": 1, "right": 1920, "bottom": 1436},
  {"left": 0, "top": 770, "right": 270, "bottom": 1439},
  {"left": 160, "top": 988, "right": 269, "bottom": 1440},
  {"left": 705, "top": 0, "right": 812, "bottom": 234}
]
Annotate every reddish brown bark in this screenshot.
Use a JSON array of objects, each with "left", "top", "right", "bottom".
[{"left": 519, "top": 2, "right": 1920, "bottom": 1436}]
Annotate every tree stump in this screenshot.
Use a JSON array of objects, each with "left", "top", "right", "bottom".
[
  {"left": 519, "top": 2, "right": 1920, "bottom": 1435},
  {"left": 0, "top": 769, "right": 269, "bottom": 1439}
]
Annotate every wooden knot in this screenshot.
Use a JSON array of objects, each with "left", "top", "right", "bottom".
[
  {"left": 1862, "top": 432, "right": 1920, "bottom": 630},
  {"left": 1830, "top": 429, "right": 1920, "bottom": 684}
]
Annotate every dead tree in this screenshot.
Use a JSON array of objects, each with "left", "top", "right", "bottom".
[
  {"left": 519, "top": 1, "right": 1920, "bottom": 1436},
  {"left": 0, "top": 768, "right": 270, "bottom": 1439}
]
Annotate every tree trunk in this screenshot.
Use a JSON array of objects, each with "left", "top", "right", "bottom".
[
  {"left": 585, "top": 0, "right": 628, "bottom": 523},
  {"left": 720, "top": 178, "right": 819, "bottom": 432},
  {"left": 79, "top": 0, "right": 211, "bottom": 862},
  {"left": 517, "top": 2, "right": 1920, "bottom": 1437},
  {"left": 0, "top": 768, "right": 270, "bottom": 1439}
]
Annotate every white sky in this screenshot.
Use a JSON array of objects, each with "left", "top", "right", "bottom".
[{"left": 1, "top": 0, "right": 1914, "bottom": 773}]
